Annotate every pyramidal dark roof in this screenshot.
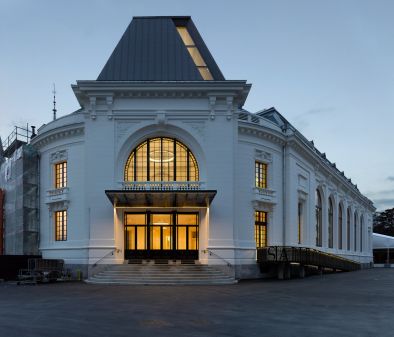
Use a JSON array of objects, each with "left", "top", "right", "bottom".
[{"left": 97, "top": 16, "right": 225, "bottom": 81}]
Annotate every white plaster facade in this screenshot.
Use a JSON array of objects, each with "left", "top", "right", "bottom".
[{"left": 30, "top": 79, "right": 374, "bottom": 278}]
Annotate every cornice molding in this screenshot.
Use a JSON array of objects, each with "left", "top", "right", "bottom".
[
  {"left": 237, "top": 119, "right": 374, "bottom": 211},
  {"left": 238, "top": 124, "right": 286, "bottom": 146},
  {"left": 287, "top": 137, "right": 374, "bottom": 211},
  {"left": 72, "top": 80, "right": 252, "bottom": 108},
  {"left": 31, "top": 123, "right": 84, "bottom": 149}
]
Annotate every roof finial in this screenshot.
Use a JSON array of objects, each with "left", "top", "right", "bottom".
[{"left": 52, "top": 83, "right": 57, "bottom": 121}]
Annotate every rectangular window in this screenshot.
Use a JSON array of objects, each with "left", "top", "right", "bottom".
[
  {"left": 55, "top": 162, "right": 67, "bottom": 188},
  {"left": 255, "top": 162, "right": 267, "bottom": 189},
  {"left": 255, "top": 211, "right": 267, "bottom": 248},
  {"left": 55, "top": 210, "right": 67, "bottom": 241}
]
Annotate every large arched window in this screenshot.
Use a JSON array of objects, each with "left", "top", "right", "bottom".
[
  {"left": 360, "top": 215, "right": 364, "bottom": 252},
  {"left": 354, "top": 212, "right": 358, "bottom": 251},
  {"left": 347, "top": 208, "right": 351, "bottom": 250},
  {"left": 124, "top": 138, "right": 199, "bottom": 182},
  {"left": 315, "top": 189, "right": 322, "bottom": 247},
  {"left": 328, "top": 197, "right": 334, "bottom": 248},
  {"left": 338, "top": 203, "right": 343, "bottom": 250}
]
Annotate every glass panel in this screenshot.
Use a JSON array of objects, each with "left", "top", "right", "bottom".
[
  {"left": 126, "top": 214, "right": 146, "bottom": 225},
  {"left": 135, "top": 142, "right": 148, "bottom": 181},
  {"left": 55, "top": 210, "right": 67, "bottom": 241},
  {"left": 255, "top": 162, "right": 267, "bottom": 189},
  {"left": 176, "top": 142, "right": 188, "bottom": 181},
  {"left": 152, "top": 214, "right": 171, "bottom": 225},
  {"left": 125, "top": 153, "right": 135, "bottom": 181},
  {"left": 188, "top": 227, "right": 198, "bottom": 250},
  {"left": 126, "top": 227, "right": 135, "bottom": 250},
  {"left": 55, "top": 162, "right": 67, "bottom": 188},
  {"left": 198, "top": 67, "right": 213, "bottom": 80},
  {"left": 177, "top": 227, "right": 187, "bottom": 250},
  {"left": 125, "top": 138, "right": 199, "bottom": 183},
  {"left": 260, "top": 226, "right": 266, "bottom": 247},
  {"left": 189, "top": 153, "right": 199, "bottom": 181},
  {"left": 162, "top": 226, "right": 172, "bottom": 250},
  {"left": 136, "top": 227, "right": 146, "bottom": 249},
  {"left": 149, "top": 138, "right": 161, "bottom": 181},
  {"left": 161, "top": 138, "right": 174, "bottom": 181},
  {"left": 187, "top": 47, "right": 206, "bottom": 67},
  {"left": 150, "top": 226, "right": 161, "bottom": 250},
  {"left": 176, "top": 26, "right": 194, "bottom": 46},
  {"left": 177, "top": 214, "right": 198, "bottom": 225}
]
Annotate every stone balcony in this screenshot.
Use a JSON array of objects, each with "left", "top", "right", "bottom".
[
  {"left": 45, "top": 187, "right": 69, "bottom": 204},
  {"left": 252, "top": 187, "right": 276, "bottom": 204}
]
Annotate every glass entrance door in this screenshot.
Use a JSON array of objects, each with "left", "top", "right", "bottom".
[
  {"left": 150, "top": 214, "right": 172, "bottom": 250},
  {"left": 124, "top": 212, "right": 199, "bottom": 259}
]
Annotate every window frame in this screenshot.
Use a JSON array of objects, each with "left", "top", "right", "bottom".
[
  {"left": 54, "top": 161, "right": 67, "bottom": 189},
  {"left": 338, "top": 203, "right": 343, "bottom": 250},
  {"left": 315, "top": 189, "right": 323, "bottom": 247},
  {"left": 55, "top": 210, "right": 67, "bottom": 241},
  {"left": 255, "top": 211, "right": 268, "bottom": 248},
  {"left": 124, "top": 137, "right": 199, "bottom": 182},
  {"left": 255, "top": 161, "right": 268, "bottom": 189},
  {"left": 328, "top": 197, "right": 334, "bottom": 248}
]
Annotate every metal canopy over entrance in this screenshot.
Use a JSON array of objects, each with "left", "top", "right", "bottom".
[{"left": 105, "top": 190, "right": 216, "bottom": 208}]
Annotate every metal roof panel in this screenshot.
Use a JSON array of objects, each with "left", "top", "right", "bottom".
[{"left": 97, "top": 17, "right": 224, "bottom": 81}]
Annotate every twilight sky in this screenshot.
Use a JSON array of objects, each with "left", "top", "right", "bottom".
[{"left": 1, "top": 0, "right": 393, "bottom": 210}]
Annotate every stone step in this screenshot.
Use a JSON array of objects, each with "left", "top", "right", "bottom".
[
  {"left": 97, "top": 269, "right": 227, "bottom": 273},
  {"left": 86, "top": 263, "right": 236, "bottom": 285},
  {"left": 92, "top": 274, "right": 231, "bottom": 280},
  {"left": 89, "top": 279, "right": 235, "bottom": 284},
  {"left": 86, "top": 279, "right": 236, "bottom": 285}
]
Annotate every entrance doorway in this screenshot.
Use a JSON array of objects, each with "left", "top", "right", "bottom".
[{"left": 124, "top": 212, "right": 199, "bottom": 260}]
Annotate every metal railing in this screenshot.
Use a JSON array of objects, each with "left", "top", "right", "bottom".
[
  {"left": 257, "top": 246, "right": 361, "bottom": 271},
  {"left": 2, "top": 125, "right": 32, "bottom": 150},
  {"left": 92, "top": 248, "right": 120, "bottom": 267},
  {"left": 203, "top": 249, "right": 233, "bottom": 268},
  {"left": 121, "top": 181, "right": 205, "bottom": 191}
]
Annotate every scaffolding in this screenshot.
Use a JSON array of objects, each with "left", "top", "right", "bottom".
[{"left": 0, "top": 127, "right": 39, "bottom": 255}]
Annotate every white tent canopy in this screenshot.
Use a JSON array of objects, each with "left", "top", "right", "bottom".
[{"left": 373, "top": 233, "right": 394, "bottom": 249}]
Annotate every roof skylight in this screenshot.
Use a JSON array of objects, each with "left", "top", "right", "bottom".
[{"left": 176, "top": 26, "right": 213, "bottom": 80}]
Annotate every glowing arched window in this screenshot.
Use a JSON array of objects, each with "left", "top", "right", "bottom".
[
  {"left": 347, "top": 208, "right": 351, "bottom": 250},
  {"left": 124, "top": 138, "right": 199, "bottom": 182},
  {"left": 360, "top": 216, "right": 364, "bottom": 252},
  {"left": 354, "top": 213, "right": 358, "bottom": 251},
  {"left": 315, "top": 189, "right": 322, "bottom": 247},
  {"left": 338, "top": 203, "right": 343, "bottom": 250},
  {"left": 328, "top": 197, "right": 334, "bottom": 248}
]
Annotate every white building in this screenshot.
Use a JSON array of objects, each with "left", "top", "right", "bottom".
[{"left": 3, "top": 16, "right": 375, "bottom": 279}]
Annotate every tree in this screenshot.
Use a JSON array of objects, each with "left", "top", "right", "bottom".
[{"left": 374, "top": 208, "right": 394, "bottom": 237}]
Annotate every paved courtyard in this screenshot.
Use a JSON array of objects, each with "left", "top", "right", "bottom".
[{"left": 0, "top": 268, "right": 393, "bottom": 337}]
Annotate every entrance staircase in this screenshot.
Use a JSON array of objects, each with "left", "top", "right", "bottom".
[{"left": 85, "top": 261, "right": 237, "bottom": 285}]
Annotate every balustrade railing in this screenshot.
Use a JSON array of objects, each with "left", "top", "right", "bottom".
[
  {"left": 45, "top": 187, "right": 69, "bottom": 204},
  {"left": 121, "top": 181, "right": 205, "bottom": 191},
  {"left": 47, "top": 187, "right": 69, "bottom": 197},
  {"left": 253, "top": 187, "right": 276, "bottom": 197}
]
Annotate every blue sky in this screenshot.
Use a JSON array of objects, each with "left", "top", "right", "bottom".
[{"left": 1, "top": 0, "right": 393, "bottom": 210}]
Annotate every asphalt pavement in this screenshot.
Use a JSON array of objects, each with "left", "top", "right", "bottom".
[{"left": 0, "top": 268, "right": 392, "bottom": 337}]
